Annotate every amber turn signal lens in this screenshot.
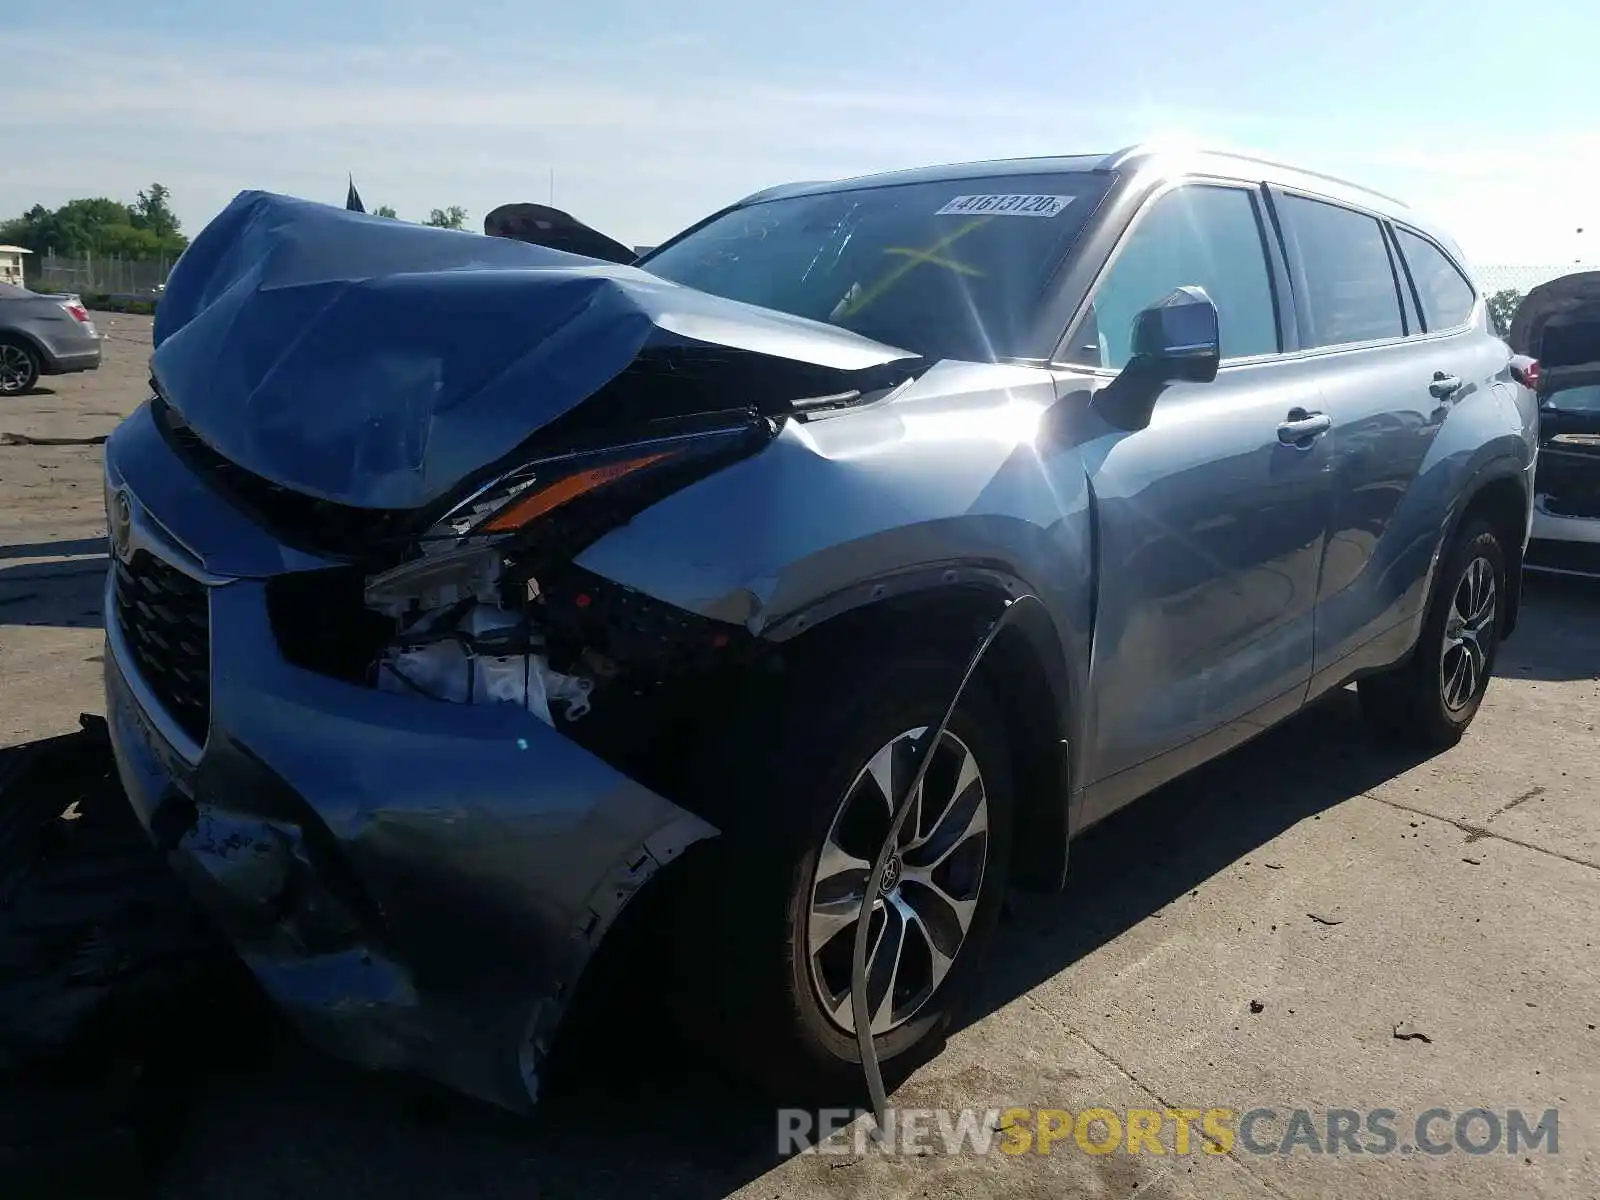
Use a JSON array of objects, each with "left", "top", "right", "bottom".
[{"left": 477, "top": 451, "right": 676, "bottom": 533}]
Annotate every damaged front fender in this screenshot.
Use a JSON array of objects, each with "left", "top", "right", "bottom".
[
  {"left": 564, "top": 359, "right": 1098, "bottom": 881},
  {"left": 572, "top": 359, "right": 1097, "bottom": 648}
]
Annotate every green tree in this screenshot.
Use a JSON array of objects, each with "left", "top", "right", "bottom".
[
  {"left": 100, "top": 224, "right": 167, "bottom": 259},
  {"left": 50, "top": 198, "right": 133, "bottom": 254},
  {"left": 1487, "top": 288, "right": 1524, "bottom": 340},
  {"left": 132, "top": 183, "right": 180, "bottom": 239},
  {"left": 0, "top": 187, "right": 187, "bottom": 260},
  {"left": 374, "top": 204, "right": 399, "bottom": 219},
  {"left": 424, "top": 205, "right": 468, "bottom": 230},
  {"left": 0, "top": 204, "right": 60, "bottom": 254}
]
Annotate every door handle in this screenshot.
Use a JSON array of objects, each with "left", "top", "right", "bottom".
[
  {"left": 1278, "top": 407, "right": 1332, "bottom": 447},
  {"left": 1429, "top": 372, "right": 1463, "bottom": 400}
]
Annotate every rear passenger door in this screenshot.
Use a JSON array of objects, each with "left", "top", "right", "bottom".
[{"left": 1271, "top": 191, "right": 1459, "bottom": 680}]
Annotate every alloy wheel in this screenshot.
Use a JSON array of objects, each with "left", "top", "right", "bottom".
[
  {"left": 0, "top": 344, "right": 34, "bottom": 394},
  {"left": 1440, "top": 554, "right": 1496, "bottom": 713},
  {"left": 806, "top": 726, "right": 989, "bottom": 1035}
]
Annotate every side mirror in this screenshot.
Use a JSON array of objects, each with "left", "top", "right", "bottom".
[{"left": 1128, "top": 285, "right": 1221, "bottom": 384}]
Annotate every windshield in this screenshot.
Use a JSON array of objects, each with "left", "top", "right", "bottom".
[
  {"left": 641, "top": 172, "right": 1112, "bottom": 363},
  {"left": 1545, "top": 382, "right": 1600, "bottom": 413}
]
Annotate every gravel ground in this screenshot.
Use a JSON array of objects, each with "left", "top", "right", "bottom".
[
  {"left": 0, "top": 313, "right": 150, "bottom": 748},
  {"left": 2, "top": 316, "right": 1596, "bottom": 1198}
]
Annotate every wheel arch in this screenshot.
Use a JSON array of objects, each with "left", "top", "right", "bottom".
[
  {"left": 0, "top": 328, "right": 49, "bottom": 374},
  {"left": 763, "top": 567, "right": 1078, "bottom": 892},
  {"left": 1450, "top": 466, "right": 1530, "bottom": 640}
]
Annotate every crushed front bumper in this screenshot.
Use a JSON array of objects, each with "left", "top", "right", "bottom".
[{"left": 101, "top": 410, "right": 716, "bottom": 1113}]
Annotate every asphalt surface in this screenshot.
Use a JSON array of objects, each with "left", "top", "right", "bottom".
[{"left": 1, "top": 314, "right": 1596, "bottom": 1198}]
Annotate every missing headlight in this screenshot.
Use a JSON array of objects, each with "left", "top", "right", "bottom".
[{"left": 376, "top": 602, "right": 594, "bottom": 727}]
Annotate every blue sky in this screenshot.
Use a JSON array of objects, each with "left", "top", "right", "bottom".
[{"left": 4, "top": 0, "right": 1595, "bottom": 263}]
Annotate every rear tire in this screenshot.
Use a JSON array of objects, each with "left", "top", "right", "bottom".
[
  {"left": 687, "top": 646, "right": 1015, "bottom": 1104},
  {"left": 0, "top": 337, "right": 41, "bottom": 396},
  {"left": 1358, "top": 519, "right": 1506, "bottom": 749}
]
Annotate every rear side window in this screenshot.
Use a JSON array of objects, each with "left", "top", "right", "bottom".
[
  {"left": 1069, "top": 184, "right": 1278, "bottom": 369},
  {"left": 1280, "top": 195, "right": 1405, "bottom": 348},
  {"left": 1394, "top": 228, "right": 1475, "bottom": 331}
]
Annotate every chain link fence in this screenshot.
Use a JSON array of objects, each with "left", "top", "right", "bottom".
[
  {"left": 1474, "top": 262, "right": 1600, "bottom": 297},
  {"left": 25, "top": 252, "right": 173, "bottom": 297}
]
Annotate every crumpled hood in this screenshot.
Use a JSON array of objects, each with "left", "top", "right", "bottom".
[{"left": 152, "top": 190, "right": 919, "bottom": 509}]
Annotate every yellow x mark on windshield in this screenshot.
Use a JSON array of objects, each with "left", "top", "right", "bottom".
[
  {"left": 882, "top": 247, "right": 984, "bottom": 275},
  {"left": 835, "top": 216, "right": 991, "bottom": 318}
]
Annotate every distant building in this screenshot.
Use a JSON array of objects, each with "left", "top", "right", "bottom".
[
  {"left": 633, "top": 246, "right": 656, "bottom": 258},
  {"left": 0, "top": 245, "right": 31, "bottom": 287}
]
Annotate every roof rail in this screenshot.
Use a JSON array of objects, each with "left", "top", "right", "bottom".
[
  {"left": 738, "top": 179, "right": 831, "bottom": 205},
  {"left": 1099, "top": 143, "right": 1409, "bottom": 208},
  {"left": 1097, "top": 144, "right": 1147, "bottom": 168}
]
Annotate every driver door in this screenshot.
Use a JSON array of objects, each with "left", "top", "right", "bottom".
[{"left": 1055, "top": 181, "right": 1336, "bottom": 817}]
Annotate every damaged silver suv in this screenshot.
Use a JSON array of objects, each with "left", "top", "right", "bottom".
[{"left": 101, "top": 145, "right": 1536, "bottom": 1113}]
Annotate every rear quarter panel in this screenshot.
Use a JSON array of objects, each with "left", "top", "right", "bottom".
[
  {"left": 6, "top": 296, "right": 96, "bottom": 366},
  {"left": 1311, "top": 326, "right": 1532, "bottom": 689}
]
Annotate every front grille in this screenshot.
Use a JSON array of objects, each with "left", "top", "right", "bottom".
[{"left": 113, "top": 551, "right": 212, "bottom": 746}]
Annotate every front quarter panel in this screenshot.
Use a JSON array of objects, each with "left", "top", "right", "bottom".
[
  {"left": 576, "top": 361, "right": 1093, "bottom": 630},
  {"left": 575, "top": 359, "right": 1097, "bottom": 745}
]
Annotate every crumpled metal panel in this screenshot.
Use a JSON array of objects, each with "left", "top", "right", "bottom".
[
  {"left": 100, "top": 414, "right": 721, "bottom": 1113},
  {"left": 151, "top": 191, "right": 918, "bottom": 510}
]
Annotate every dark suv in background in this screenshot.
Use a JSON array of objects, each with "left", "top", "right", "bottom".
[{"left": 103, "top": 146, "right": 1536, "bottom": 1112}]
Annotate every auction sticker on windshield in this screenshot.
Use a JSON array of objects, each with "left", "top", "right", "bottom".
[{"left": 935, "top": 194, "right": 1074, "bottom": 217}]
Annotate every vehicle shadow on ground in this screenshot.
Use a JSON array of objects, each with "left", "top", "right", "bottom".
[
  {"left": 977, "top": 577, "right": 1600, "bottom": 1018},
  {"left": 0, "top": 537, "right": 107, "bottom": 561},
  {"left": 145, "top": 578, "right": 1595, "bottom": 1199},
  {"left": 0, "top": 541, "right": 107, "bottom": 629},
  {"left": 971, "top": 688, "right": 1432, "bottom": 1023}
]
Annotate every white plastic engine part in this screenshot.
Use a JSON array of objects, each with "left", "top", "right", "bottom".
[{"left": 376, "top": 606, "right": 593, "bottom": 725}]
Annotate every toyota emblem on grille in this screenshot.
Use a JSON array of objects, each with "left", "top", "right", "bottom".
[{"left": 110, "top": 488, "right": 134, "bottom": 561}]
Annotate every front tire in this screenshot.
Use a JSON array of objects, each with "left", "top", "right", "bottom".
[
  {"left": 0, "top": 338, "right": 41, "bottom": 396},
  {"left": 1359, "top": 518, "right": 1506, "bottom": 749},
  {"left": 696, "top": 650, "right": 1015, "bottom": 1102}
]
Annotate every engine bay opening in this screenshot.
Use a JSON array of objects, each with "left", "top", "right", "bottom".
[{"left": 299, "top": 528, "right": 770, "bottom": 790}]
